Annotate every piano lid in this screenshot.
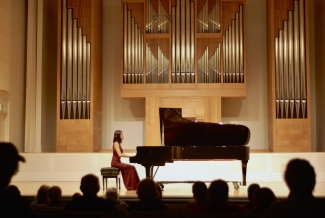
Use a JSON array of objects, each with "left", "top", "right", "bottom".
[{"left": 159, "top": 108, "right": 250, "bottom": 147}]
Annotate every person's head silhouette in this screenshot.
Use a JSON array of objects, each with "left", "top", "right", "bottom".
[
  {"left": 208, "top": 179, "right": 229, "bottom": 205},
  {"left": 0, "top": 142, "right": 25, "bottom": 190},
  {"left": 247, "top": 183, "right": 260, "bottom": 204},
  {"left": 80, "top": 174, "right": 100, "bottom": 197},
  {"left": 192, "top": 181, "right": 208, "bottom": 205},
  {"left": 253, "top": 187, "right": 276, "bottom": 212},
  {"left": 284, "top": 158, "right": 316, "bottom": 197},
  {"left": 136, "top": 178, "right": 159, "bottom": 201}
]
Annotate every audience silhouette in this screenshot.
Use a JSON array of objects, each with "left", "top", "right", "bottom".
[
  {"left": 6, "top": 185, "right": 21, "bottom": 196},
  {"left": 2, "top": 148, "right": 325, "bottom": 218},
  {"left": 30, "top": 184, "right": 50, "bottom": 205},
  {"left": 72, "top": 192, "right": 82, "bottom": 200},
  {"left": 187, "top": 181, "right": 208, "bottom": 209},
  {"left": 252, "top": 187, "right": 276, "bottom": 215},
  {"left": 0, "top": 142, "right": 35, "bottom": 217},
  {"left": 127, "top": 177, "right": 168, "bottom": 212},
  {"left": 47, "top": 185, "right": 65, "bottom": 207},
  {"left": 240, "top": 183, "right": 260, "bottom": 211},
  {"left": 207, "top": 179, "right": 243, "bottom": 215},
  {"left": 263, "top": 158, "right": 325, "bottom": 217},
  {"left": 105, "top": 186, "right": 128, "bottom": 213},
  {"left": 64, "top": 174, "right": 116, "bottom": 212}
]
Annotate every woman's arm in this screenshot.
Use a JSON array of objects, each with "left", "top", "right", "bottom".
[{"left": 113, "top": 142, "right": 130, "bottom": 158}]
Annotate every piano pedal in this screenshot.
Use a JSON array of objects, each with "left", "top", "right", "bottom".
[
  {"left": 230, "top": 181, "right": 240, "bottom": 190},
  {"left": 157, "top": 183, "right": 164, "bottom": 191}
]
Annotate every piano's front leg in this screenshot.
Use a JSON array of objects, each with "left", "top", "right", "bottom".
[
  {"left": 241, "top": 160, "right": 248, "bottom": 186},
  {"left": 142, "top": 164, "right": 154, "bottom": 178}
]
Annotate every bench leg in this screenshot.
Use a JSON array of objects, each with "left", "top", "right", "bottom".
[{"left": 102, "top": 177, "right": 105, "bottom": 190}]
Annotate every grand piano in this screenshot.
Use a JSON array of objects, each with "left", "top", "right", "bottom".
[{"left": 130, "top": 108, "right": 250, "bottom": 189}]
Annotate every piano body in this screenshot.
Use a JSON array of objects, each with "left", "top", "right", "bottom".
[{"left": 130, "top": 108, "right": 250, "bottom": 188}]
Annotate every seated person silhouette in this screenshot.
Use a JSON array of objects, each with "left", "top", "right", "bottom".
[
  {"left": 252, "top": 187, "right": 276, "bottom": 214},
  {"left": 240, "top": 183, "right": 260, "bottom": 211},
  {"left": 6, "top": 185, "right": 21, "bottom": 196},
  {"left": 127, "top": 177, "right": 168, "bottom": 212},
  {"left": 65, "top": 174, "right": 116, "bottom": 212},
  {"left": 30, "top": 185, "right": 50, "bottom": 205},
  {"left": 207, "top": 179, "right": 243, "bottom": 215},
  {"left": 47, "top": 186, "right": 65, "bottom": 207},
  {"left": 0, "top": 142, "right": 34, "bottom": 217},
  {"left": 187, "top": 181, "right": 208, "bottom": 209},
  {"left": 263, "top": 158, "right": 325, "bottom": 217},
  {"left": 105, "top": 187, "right": 128, "bottom": 213}
]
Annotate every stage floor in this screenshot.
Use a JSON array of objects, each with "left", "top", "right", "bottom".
[{"left": 10, "top": 180, "right": 325, "bottom": 202}]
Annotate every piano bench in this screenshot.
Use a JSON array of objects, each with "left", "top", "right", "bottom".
[{"left": 100, "top": 167, "right": 121, "bottom": 190}]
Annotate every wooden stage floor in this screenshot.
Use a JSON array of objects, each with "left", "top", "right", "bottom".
[{"left": 10, "top": 180, "right": 325, "bottom": 202}]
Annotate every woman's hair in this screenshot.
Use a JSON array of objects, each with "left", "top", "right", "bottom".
[{"left": 113, "top": 130, "right": 123, "bottom": 143}]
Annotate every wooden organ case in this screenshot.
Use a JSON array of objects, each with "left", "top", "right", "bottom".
[
  {"left": 56, "top": 0, "right": 103, "bottom": 152},
  {"left": 267, "top": 0, "right": 311, "bottom": 152},
  {"left": 121, "top": 0, "right": 247, "bottom": 146}
]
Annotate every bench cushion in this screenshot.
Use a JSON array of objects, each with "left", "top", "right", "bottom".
[{"left": 100, "top": 167, "right": 120, "bottom": 176}]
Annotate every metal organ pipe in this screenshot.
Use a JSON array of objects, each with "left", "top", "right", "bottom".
[
  {"left": 198, "top": 0, "right": 220, "bottom": 33},
  {"left": 171, "top": 0, "right": 194, "bottom": 83},
  {"left": 61, "top": 0, "right": 67, "bottom": 119},
  {"left": 67, "top": 8, "right": 72, "bottom": 119},
  {"left": 275, "top": 0, "right": 307, "bottom": 119},
  {"left": 123, "top": 3, "right": 144, "bottom": 84},
  {"left": 223, "top": 5, "right": 244, "bottom": 84},
  {"left": 146, "top": 0, "right": 169, "bottom": 34},
  {"left": 60, "top": 0, "right": 91, "bottom": 119},
  {"left": 198, "top": 42, "right": 221, "bottom": 83}
]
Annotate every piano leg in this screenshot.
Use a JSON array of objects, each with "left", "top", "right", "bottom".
[
  {"left": 241, "top": 160, "right": 248, "bottom": 186},
  {"left": 143, "top": 164, "right": 154, "bottom": 178}
]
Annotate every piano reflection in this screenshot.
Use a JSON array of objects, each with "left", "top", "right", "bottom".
[{"left": 130, "top": 108, "right": 250, "bottom": 189}]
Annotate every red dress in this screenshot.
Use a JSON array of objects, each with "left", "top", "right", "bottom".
[{"left": 111, "top": 143, "right": 140, "bottom": 190}]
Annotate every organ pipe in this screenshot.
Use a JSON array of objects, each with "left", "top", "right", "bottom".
[
  {"left": 122, "top": 1, "right": 245, "bottom": 86},
  {"left": 60, "top": 0, "right": 91, "bottom": 119},
  {"left": 146, "top": 0, "right": 169, "bottom": 34},
  {"left": 222, "top": 5, "right": 244, "bottom": 83},
  {"left": 171, "top": 0, "right": 195, "bottom": 83},
  {"left": 123, "top": 3, "right": 144, "bottom": 84},
  {"left": 198, "top": 0, "right": 220, "bottom": 33},
  {"left": 275, "top": 0, "right": 307, "bottom": 119},
  {"left": 198, "top": 42, "right": 221, "bottom": 83}
]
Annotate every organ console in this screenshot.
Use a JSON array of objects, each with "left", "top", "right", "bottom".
[{"left": 130, "top": 108, "right": 250, "bottom": 189}]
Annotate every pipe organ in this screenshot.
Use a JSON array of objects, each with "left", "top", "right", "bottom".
[
  {"left": 267, "top": 0, "right": 311, "bottom": 151},
  {"left": 274, "top": 0, "right": 307, "bottom": 119},
  {"left": 121, "top": 0, "right": 246, "bottom": 146},
  {"left": 57, "top": 0, "right": 103, "bottom": 152},
  {"left": 122, "top": 0, "right": 245, "bottom": 88},
  {"left": 197, "top": 0, "right": 221, "bottom": 33},
  {"left": 61, "top": 0, "right": 91, "bottom": 119},
  {"left": 123, "top": 3, "right": 144, "bottom": 84}
]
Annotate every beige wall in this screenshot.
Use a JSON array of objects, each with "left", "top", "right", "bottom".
[{"left": 0, "top": 0, "right": 26, "bottom": 150}]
